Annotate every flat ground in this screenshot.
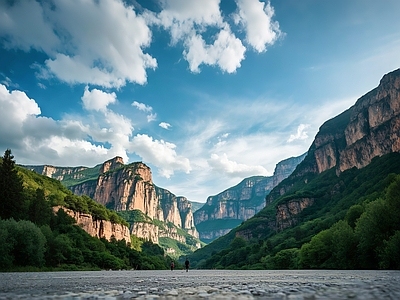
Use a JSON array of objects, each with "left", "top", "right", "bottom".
[{"left": 0, "top": 269, "right": 399, "bottom": 299}]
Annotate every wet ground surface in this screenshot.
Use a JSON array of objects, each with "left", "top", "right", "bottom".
[{"left": 0, "top": 269, "right": 400, "bottom": 299}]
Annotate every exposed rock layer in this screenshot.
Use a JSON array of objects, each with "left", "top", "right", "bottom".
[
  {"left": 264, "top": 68, "right": 400, "bottom": 232},
  {"left": 194, "top": 153, "right": 306, "bottom": 242},
  {"left": 53, "top": 206, "right": 131, "bottom": 243}
]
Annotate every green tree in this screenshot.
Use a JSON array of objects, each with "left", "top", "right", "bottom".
[
  {"left": 0, "top": 149, "right": 25, "bottom": 220},
  {"left": 29, "top": 188, "right": 52, "bottom": 226}
]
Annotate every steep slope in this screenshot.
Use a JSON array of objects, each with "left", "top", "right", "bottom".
[
  {"left": 194, "top": 153, "right": 306, "bottom": 242},
  {"left": 190, "top": 68, "right": 400, "bottom": 268},
  {"left": 25, "top": 157, "right": 200, "bottom": 254},
  {"left": 263, "top": 68, "right": 400, "bottom": 231}
]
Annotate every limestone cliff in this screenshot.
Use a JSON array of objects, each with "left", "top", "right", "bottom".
[
  {"left": 25, "top": 157, "right": 200, "bottom": 249},
  {"left": 53, "top": 206, "right": 131, "bottom": 243},
  {"left": 66, "top": 157, "right": 198, "bottom": 246},
  {"left": 23, "top": 165, "right": 89, "bottom": 181},
  {"left": 130, "top": 222, "right": 158, "bottom": 244},
  {"left": 194, "top": 153, "right": 306, "bottom": 242},
  {"left": 265, "top": 68, "right": 400, "bottom": 231}
]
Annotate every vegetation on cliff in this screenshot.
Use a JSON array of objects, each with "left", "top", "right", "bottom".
[
  {"left": 190, "top": 152, "right": 400, "bottom": 269},
  {"left": 0, "top": 150, "right": 170, "bottom": 271}
]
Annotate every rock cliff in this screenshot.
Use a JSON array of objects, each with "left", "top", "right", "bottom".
[
  {"left": 194, "top": 153, "right": 306, "bottom": 242},
  {"left": 25, "top": 157, "right": 199, "bottom": 248},
  {"left": 58, "top": 157, "right": 198, "bottom": 246},
  {"left": 265, "top": 68, "right": 400, "bottom": 231},
  {"left": 53, "top": 206, "right": 131, "bottom": 243},
  {"left": 23, "top": 165, "right": 89, "bottom": 181}
]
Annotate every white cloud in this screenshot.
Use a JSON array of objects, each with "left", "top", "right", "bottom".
[
  {"left": 287, "top": 124, "right": 310, "bottom": 143},
  {"left": 183, "top": 27, "right": 246, "bottom": 73},
  {"left": 234, "top": 0, "right": 281, "bottom": 52},
  {"left": 130, "top": 134, "right": 191, "bottom": 178},
  {"left": 208, "top": 153, "right": 268, "bottom": 178},
  {"left": 82, "top": 86, "right": 117, "bottom": 112},
  {"left": 0, "top": 0, "right": 157, "bottom": 88},
  {"left": 156, "top": 0, "right": 245, "bottom": 73},
  {"left": 159, "top": 122, "right": 172, "bottom": 129},
  {"left": 132, "top": 101, "right": 153, "bottom": 112},
  {"left": 132, "top": 101, "right": 157, "bottom": 122},
  {"left": 147, "top": 113, "right": 157, "bottom": 122}
]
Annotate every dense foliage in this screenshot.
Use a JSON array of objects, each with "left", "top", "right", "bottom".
[
  {"left": 0, "top": 149, "right": 170, "bottom": 271},
  {"left": 190, "top": 152, "right": 400, "bottom": 270}
]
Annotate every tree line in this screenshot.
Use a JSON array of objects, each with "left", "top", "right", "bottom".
[{"left": 0, "top": 149, "right": 170, "bottom": 271}]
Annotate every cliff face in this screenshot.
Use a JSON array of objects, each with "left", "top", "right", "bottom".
[
  {"left": 313, "top": 69, "right": 400, "bottom": 175},
  {"left": 67, "top": 157, "right": 198, "bottom": 245},
  {"left": 194, "top": 153, "right": 306, "bottom": 242},
  {"left": 26, "top": 157, "right": 199, "bottom": 247},
  {"left": 265, "top": 68, "right": 400, "bottom": 231},
  {"left": 54, "top": 206, "right": 131, "bottom": 243},
  {"left": 23, "top": 165, "right": 88, "bottom": 181}
]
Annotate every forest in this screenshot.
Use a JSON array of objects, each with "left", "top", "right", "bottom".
[
  {"left": 190, "top": 152, "right": 400, "bottom": 270},
  {"left": 0, "top": 149, "right": 172, "bottom": 271}
]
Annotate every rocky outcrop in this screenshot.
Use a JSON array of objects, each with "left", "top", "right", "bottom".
[
  {"left": 53, "top": 206, "right": 131, "bottom": 243},
  {"left": 130, "top": 222, "right": 158, "bottom": 244},
  {"left": 65, "top": 157, "right": 198, "bottom": 246},
  {"left": 23, "top": 165, "right": 88, "bottom": 181},
  {"left": 265, "top": 68, "right": 400, "bottom": 231},
  {"left": 26, "top": 157, "right": 200, "bottom": 248},
  {"left": 314, "top": 68, "right": 400, "bottom": 175},
  {"left": 194, "top": 154, "right": 306, "bottom": 242},
  {"left": 275, "top": 198, "right": 314, "bottom": 231}
]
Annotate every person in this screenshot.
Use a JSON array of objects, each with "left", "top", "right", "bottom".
[
  {"left": 170, "top": 261, "right": 175, "bottom": 271},
  {"left": 184, "top": 258, "right": 189, "bottom": 272}
]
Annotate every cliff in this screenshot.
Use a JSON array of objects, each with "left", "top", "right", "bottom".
[
  {"left": 265, "top": 68, "right": 400, "bottom": 231},
  {"left": 53, "top": 206, "right": 131, "bottom": 243},
  {"left": 35, "top": 157, "right": 200, "bottom": 247},
  {"left": 23, "top": 165, "right": 89, "bottom": 181},
  {"left": 194, "top": 153, "right": 306, "bottom": 242}
]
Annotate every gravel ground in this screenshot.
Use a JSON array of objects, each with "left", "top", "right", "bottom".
[{"left": 0, "top": 269, "right": 399, "bottom": 299}]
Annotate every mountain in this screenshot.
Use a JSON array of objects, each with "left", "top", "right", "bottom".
[
  {"left": 194, "top": 153, "right": 306, "bottom": 243},
  {"left": 189, "top": 68, "right": 400, "bottom": 269},
  {"left": 24, "top": 157, "right": 202, "bottom": 257},
  {"left": 264, "top": 67, "right": 400, "bottom": 231}
]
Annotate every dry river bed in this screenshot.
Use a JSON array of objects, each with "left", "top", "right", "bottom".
[{"left": 0, "top": 269, "right": 399, "bottom": 299}]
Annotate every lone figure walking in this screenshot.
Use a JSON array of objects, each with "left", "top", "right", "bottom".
[{"left": 184, "top": 258, "right": 190, "bottom": 272}]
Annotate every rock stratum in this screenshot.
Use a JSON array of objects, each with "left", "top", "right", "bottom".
[
  {"left": 194, "top": 153, "right": 306, "bottom": 242},
  {"left": 53, "top": 206, "right": 131, "bottom": 243},
  {"left": 259, "top": 68, "right": 400, "bottom": 233},
  {"left": 27, "top": 159, "right": 199, "bottom": 248}
]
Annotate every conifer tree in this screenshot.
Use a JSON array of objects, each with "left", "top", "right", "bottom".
[{"left": 0, "top": 149, "right": 25, "bottom": 220}]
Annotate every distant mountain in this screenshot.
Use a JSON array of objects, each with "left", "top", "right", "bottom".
[
  {"left": 194, "top": 153, "right": 306, "bottom": 243},
  {"left": 189, "top": 68, "right": 400, "bottom": 269},
  {"left": 24, "top": 157, "right": 202, "bottom": 258}
]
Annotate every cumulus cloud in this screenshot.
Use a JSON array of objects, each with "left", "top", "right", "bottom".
[
  {"left": 82, "top": 86, "right": 117, "bottom": 112},
  {"left": 184, "top": 27, "right": 246, "bottom": 73},
  {"left": 130, "top": 134, "right": 191, "bottom": 178},
  {"left": 0, "top": 84, "right": 192, "bottom": 175},
  {"left": 208, "top": 153, "right": 268, "bottom": 178},
  {"left": 287, "top": 124, "right": 310, "bottom": 142},
  {"left": 234, "top": 0, "right": 281, "bottom": 52},
  {"left": 0, "top": 0, "right": 157, "bottom": 88},
  {"left": 159, "top": 122, "right": 172, "bottom": 129},
  {"left": 0, "top": 0, "right": 282, "bottom": 83}
]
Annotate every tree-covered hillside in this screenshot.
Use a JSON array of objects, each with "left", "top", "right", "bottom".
[
  {"left": 190, "top": 152, "right": 400, "bottom": 270},
  {"left": 0, "top": 149, "right": 171, "bottom": 271}
]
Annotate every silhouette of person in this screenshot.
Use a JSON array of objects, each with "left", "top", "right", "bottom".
[
  {"left": 170, "top": 261, "right": 175, "bottom": 271},
  {"left": 185, "top": 258, "right": 189, "bottom": 272}
]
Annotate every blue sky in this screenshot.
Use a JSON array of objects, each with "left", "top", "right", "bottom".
[{"left": 1, "top": 0, "right": 400, "bottom": 203}]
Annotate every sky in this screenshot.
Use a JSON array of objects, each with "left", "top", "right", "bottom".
[{"left": 1, "top": 0, "right": 400, "bottom": 203}]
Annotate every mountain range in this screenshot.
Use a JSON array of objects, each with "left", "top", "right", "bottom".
[{"left": 189, "top": 68, "right": 400, "bottom": 269}]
